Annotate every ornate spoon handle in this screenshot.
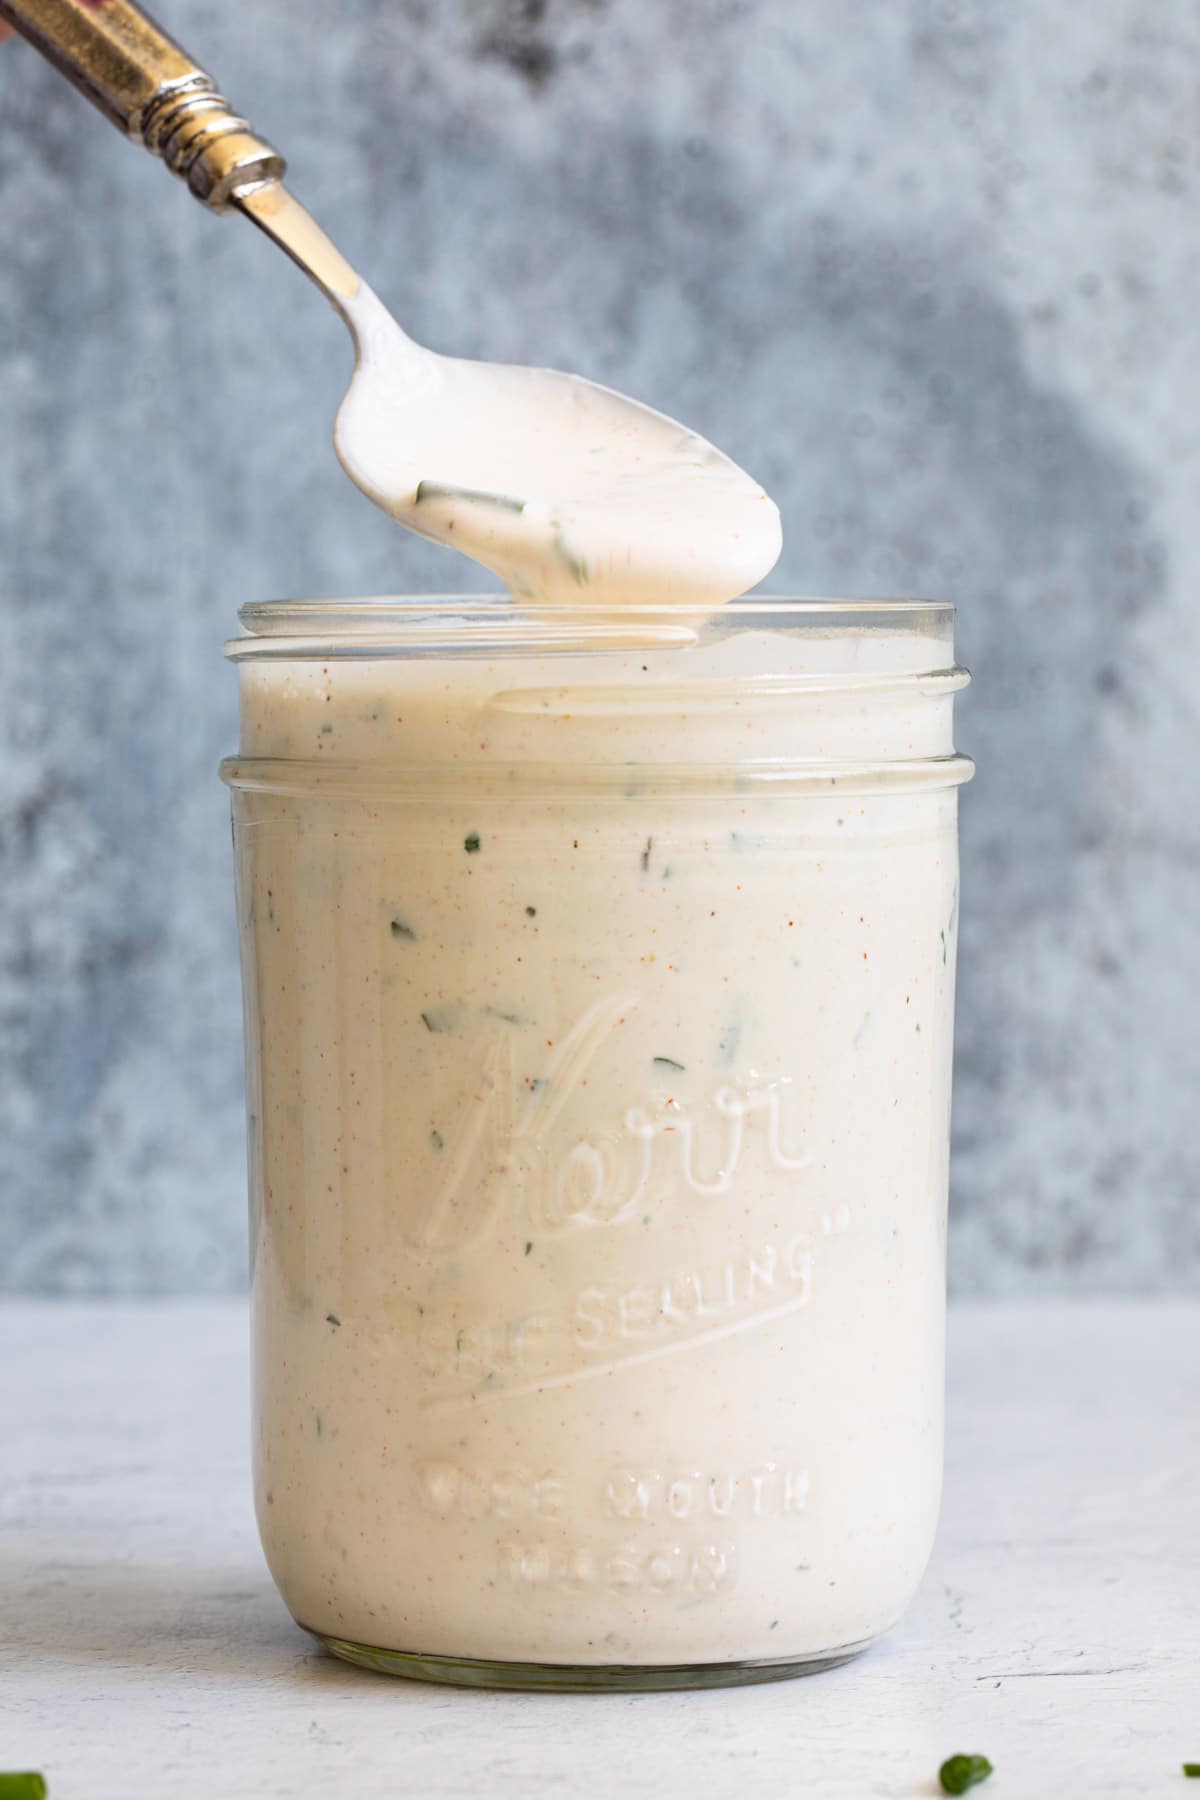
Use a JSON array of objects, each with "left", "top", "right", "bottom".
[{"left": 0, "top": 0, "right": 284, "bottom": 208}]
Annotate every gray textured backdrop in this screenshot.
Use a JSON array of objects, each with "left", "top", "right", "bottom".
[{"left": 2, "top": 0, "right": 1197, "bottom": 1293}]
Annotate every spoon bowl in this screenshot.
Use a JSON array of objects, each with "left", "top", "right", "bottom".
[{"left": 238, "top": 183, "right": 782, "bottom": 609}]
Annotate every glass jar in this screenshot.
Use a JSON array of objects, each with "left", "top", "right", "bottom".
[{"left": 221, "top": 597, "right": 972, "bottom": 1691}]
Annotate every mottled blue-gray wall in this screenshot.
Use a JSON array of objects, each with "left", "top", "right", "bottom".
[{"left": 2, "top": 0, "right": 1197, "bottom": 1292}]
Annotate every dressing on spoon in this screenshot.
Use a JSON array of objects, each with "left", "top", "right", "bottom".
[
  {"left": 238, "top": 186, "right": 781, "bottom": 608},
  {"left": 0, "top": 4, "right": 779, "bottom": 608}
]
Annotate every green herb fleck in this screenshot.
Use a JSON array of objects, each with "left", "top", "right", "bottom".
[
  {"left": 484, "top": 1006, "right": 524, "bottom": 1025},
  {"left": 939, "top": 1754, "right": 993, "bottom": 1795},
  {"left": 430, "top": 1129, "right": 444, "bottom": 1151},
  {"left": 320, "top": 722, "right": 334, "bottom": 735},
  {"left": 464, "top": 832, "right": 481, "bottom": 854},
  {"left": 455, "top": 1329, "right": 465, "bottom": 1354},
  {"left": 525, "top": 1241, "right": 533, "bottom": 1256},
  {"left": 553, "top": 524, "right": 590, "bottom": 586},
  {"left": 940, "top": 927, "right": 948, "bottom": 965},
  {"left": 1184, "top": 1767, "right": 1200, "bottom": 1780},
  {"left": 414, "top": 480, "right": 526, "bottom": 512},
  {"left": 390, "top": 917, "right": 417, "bottom": 941},
  {"left": 325, "top": 1313, "right": 341, "bottom": 1328},
  {"left": 653, "top": 1056, "right": 686, "bottom": 1072},
  {"left": 0, "top": 1778, "right": 48, "bottom": 1800},
  {"left": 314, "top": 1411, "right": 323, "bottom": 1438},
  {"left": 525, "top": 905, "right": 537, "bottom": 917},
  {"left": 420, "top": 1006, "right": 460, "bottom": 1033}
]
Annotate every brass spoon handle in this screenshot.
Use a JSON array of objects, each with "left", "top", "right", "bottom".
[{"left": 0, "top": 0, "right": 284, "bottom": 208}]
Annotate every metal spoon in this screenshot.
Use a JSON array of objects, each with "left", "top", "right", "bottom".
[{"left": 0, "top": 0, "right": 781, "bottom": 605}]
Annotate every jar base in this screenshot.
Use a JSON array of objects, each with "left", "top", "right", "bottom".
[{"left": 306, "top": 1627, "right": 872, "bottom": 1692}]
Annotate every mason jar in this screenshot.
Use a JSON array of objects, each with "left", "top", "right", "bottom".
[{"left": 220, "top": 597, "right": 972, "bottom": 1691}]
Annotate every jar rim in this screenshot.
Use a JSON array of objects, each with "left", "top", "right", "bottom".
[{"left": 227, "top": 595, "right": 955, "bottom": 662}]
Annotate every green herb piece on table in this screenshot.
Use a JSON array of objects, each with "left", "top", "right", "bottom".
[
  {"left": 525, "top": 1241, "right": 533, "bottom": 1255},
  {"left": 325, "top": 1313, "right": 341, "bottom": 1328},
  {"left": 939, "top": 1754, "right": 993, "bottom": 1795},
  {"left": 464, "top": 832, "right": 481, "bottom": 854},
  {"left": 0, "top": 1777, "right": 48, "bottom": 1799},
  {"left": 430, "top": 1129, "right": 444, "bottom": 1151},
  {"left": 1183, "top": 1766, "right": 1200, "bottom": 1779},
  {"left": 390, "top": 918, "right": 417, "bottom": 941},
  {"left": 653, "top": 1056, "right": 686, "bottom": 1072}
]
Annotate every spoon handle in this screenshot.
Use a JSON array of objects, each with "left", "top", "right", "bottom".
[{"left": 0, "top": 0, "right": 284, "bottom": 208}]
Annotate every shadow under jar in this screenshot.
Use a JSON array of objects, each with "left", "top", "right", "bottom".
[{"left": 220, "top": 597, "right": 973, "bottom": 1691}]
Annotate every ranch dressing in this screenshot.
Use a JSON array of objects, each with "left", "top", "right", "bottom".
[
  {"left": 225, "top": 602, "right": 970, "bottom": 1677},
  {"left": 332, "top": 283, "right": 782, "bottom": 608}
]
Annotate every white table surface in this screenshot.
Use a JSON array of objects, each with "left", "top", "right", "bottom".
[{"left": 2, "top": 1299, "right": 1196, "bottom": 1799}]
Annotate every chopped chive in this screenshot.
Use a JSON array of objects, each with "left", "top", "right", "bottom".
[
  {"left": 552, "top": 522, "right": 590, "bottom": 585},
  {"left": 421, "top": 1004, "right": 460, "bottom": 1034},
  {"left": 414, "top": 480, "right": 526, "bottom": 512},
  {"left": 653, "top": 1056, "right": 686, "bottom": 1072},
  {"left": 325, "top": 1313, "right": 341, "bottom": 1328},
  {"left": 525, "top": 1241, "right": 533, "bottom": 1256},
  {"left": 0, "top": 1779, "right": 47, "bottom": 1800},
  {"left": 1184, "top": 1767, "right": 1200, "bottom": 1780},
  {"left": 430, "top": 1129, "right": 444, "bottom": 1151},
  {"left": 939, "top": 1754, "right": 993, "bottom": 1795},
  {"left": 464, "top": 832, "right": 481, "bottom": 854},
  {"left": 455, "top": 1330, "right": 465, "bottom": 1353},
  {"left": 484, "top": 1006, "right": 523, "bottom": 1025},
  {"left": 390, "top": 918, "right": 417, "bottom": 941}
]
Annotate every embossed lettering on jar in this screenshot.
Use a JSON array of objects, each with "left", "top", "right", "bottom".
[{"left": 221, "top": 598, "right": 973, "bottom": 1691}]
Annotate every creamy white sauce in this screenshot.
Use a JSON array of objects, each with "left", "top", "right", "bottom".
[
  {"left": 230, "top": 615, "right": 967, "bottom": 1669},
  {"left": 237, "top": 173, "right": 951, "bottom": 1679},
  {"left": 332, "top": 283, "right": 781, "bottom": 608}
]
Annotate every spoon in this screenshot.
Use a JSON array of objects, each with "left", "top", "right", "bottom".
[{"left": 1, "top": 0, "right": 782, "bottom": 607}]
